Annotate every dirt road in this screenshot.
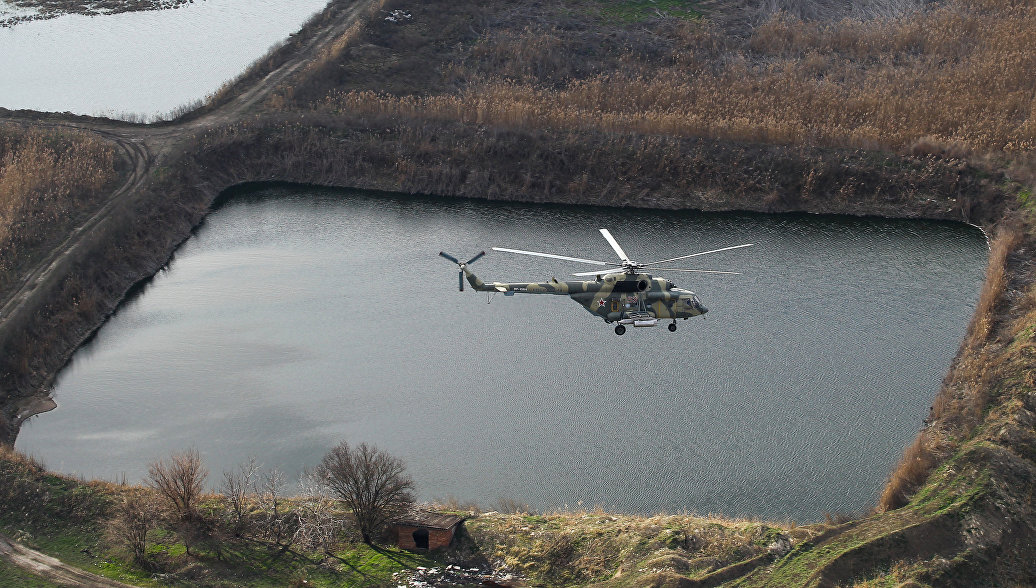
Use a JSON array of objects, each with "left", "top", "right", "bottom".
[
  {"left": 0, "top": 0, "right": 377, "bottom": 338},
  {"left": 0, "top": 534, "right": 137, "bottom": 587},
  {"left": 0, "top": 0, "right": 378, "bottom": 583}
]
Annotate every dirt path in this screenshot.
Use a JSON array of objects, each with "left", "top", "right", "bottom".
[
  {"left": 0, "top": 0, "right": 377, "bottom": 583},
  {"left": 0, "top": 533, "right": 137, "bottom": 587},
  {"left": 0, "top": 125, "right": 153, "bottom": 366},
  {"left": 0, "top": 0, "right": 377, "bottom": 332},
  {"left": 0, "top": 0, "right": 377, "bottom": 418}
]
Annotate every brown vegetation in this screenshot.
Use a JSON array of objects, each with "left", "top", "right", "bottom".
[
  {"left": 1, "top": 0, "right": 1035, "bottom": 582},
  {"left": 146, "top": 448, "right": 208, "bottom": 520},
  {"left": 295, "top": 0, "right": 1036, "bottom": 155},
  {"left": 879, "top": 224, "right": 1030, "bottom": 511},
  {"left": 0, "top": 124, "right": 118, "bottom": 298},
  {"left": 105, "top": 491, "right": 161, "bottom": 565},
  {"left": 183, "top": 112, "right": 998, "bottom": 220},
  {"left": 464, "top": 510, "right": 804, "bottom": 585},
  {"left": 317, "top": 441, "right": 415, "bottom": 544}
]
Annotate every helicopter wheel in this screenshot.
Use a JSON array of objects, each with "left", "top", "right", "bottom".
[
  {"left": 614, "top": 325, "right": 626, "bottom": 336},
  {"left": 668, "top": 322, "right": 677, "bottom": 332}
]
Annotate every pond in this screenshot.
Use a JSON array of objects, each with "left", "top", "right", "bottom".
[
  {"left": 0, "top": 0, "right": 328, "bottom": 118},
  {"left": 17, "top": 186, "right": 988, "bottom": 521}
]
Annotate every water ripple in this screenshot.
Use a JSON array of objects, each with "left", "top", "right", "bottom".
[{"left": 18, "top": 188, "right": 987, "bottom": 522}]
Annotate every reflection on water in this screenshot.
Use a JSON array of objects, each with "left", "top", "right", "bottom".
[
  {"left": 18, "top": 187, "right": 988, "bottom": 521},
  {"left": 0, "top": 0, "right": 327, "bottom": 117}
]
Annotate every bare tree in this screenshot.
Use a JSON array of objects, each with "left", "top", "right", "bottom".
[
  {"left": 255, "top": 467, "right": 297, "bottom": 549},
  {"left": 316, "top": 441, "right": 414, "bottom": 544},
  {"left": 293, "top": 497, "right": 343, "bottom": 553},
  {"left": 146, "top": 448, "right": 208, "bottom": 519},
  {"left": 221, "top": 457, "right": 260, "bottom": 537},
  {"left": 105, "top": 491, "right": 161, "bottom": 565},
  {"left": 147, "top": 448, "right": 208, "bottom": 555},
  {"left": 294, "top": 471, "right": 345, "bottom": 553}
]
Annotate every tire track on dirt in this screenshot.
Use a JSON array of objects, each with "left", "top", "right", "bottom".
[
  {"left": 0, "top": 0, "right": 378, "bottom": 330},
  {"left": 0, "top": 533, "right": 136, "bottom": 587},
  {"left": 0, "top": 126, "right": 152, "bottom": 337}
]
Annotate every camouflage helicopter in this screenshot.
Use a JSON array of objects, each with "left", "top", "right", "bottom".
[{"left": 440, "top": 229, "right": 751, "bottom": 335}]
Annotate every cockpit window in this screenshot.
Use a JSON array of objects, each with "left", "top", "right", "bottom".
[{"left": 666, "top": 280, "right": 676, "bottom": 289}]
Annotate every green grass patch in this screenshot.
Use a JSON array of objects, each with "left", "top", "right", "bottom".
[
  {"left": 0, "top": 560, "right": 62, "bottom": 588},
  {"left": 1018, "top": 188, "right": 1033, "bottom": 210},
  {"left": 909, "top": 453, "right": 991, "bottom": 516}
]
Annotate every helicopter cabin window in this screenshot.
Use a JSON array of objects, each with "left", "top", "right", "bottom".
[{"left": 612, "top": 280, "right": 649, "bottom": 293}]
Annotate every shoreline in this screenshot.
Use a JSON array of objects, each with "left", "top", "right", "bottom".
[
  {"left": 0, "top": 0, "right": 1033, "bottom": 582},
  {"left": 0, "top": 112, "right": 1011, "bottom": 443},
  {"left": 12, "top": 186, "right": 991, "bottom": 524}
]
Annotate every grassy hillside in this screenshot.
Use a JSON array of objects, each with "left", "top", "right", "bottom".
[{"left": 0, "top": 445, "right": 821, "bottom": 587}]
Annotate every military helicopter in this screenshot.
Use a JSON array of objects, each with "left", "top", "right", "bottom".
[{"left": 440, "top": 229, "right": 751, "bottom": 335}]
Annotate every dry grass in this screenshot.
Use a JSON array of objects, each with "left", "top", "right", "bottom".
[
  {"left": 309, "top": 0, "right": 1036, "bottom": 155},
  {"left": 0, "top": 145, "right": 207, "bottom": 412},
  {"left": 0, "top": 124, "right": 117, "bottom": 296},
  {"left": 878, "top": 224, "right": 1031, "bottom": 511},
  {"left": 464, "top": 509, "right": 803, "bottom": 585}
]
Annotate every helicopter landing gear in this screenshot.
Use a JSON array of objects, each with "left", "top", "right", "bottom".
[
  {"left": 614, "top": 325, "right": 626, "bottom": 336},
  {"left": 668, "top": 322, "right": 677, "bottom": 332}
]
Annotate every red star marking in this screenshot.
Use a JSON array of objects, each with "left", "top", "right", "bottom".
[{"left": 598, "top": 299, "right": 606, "bottom": 307}]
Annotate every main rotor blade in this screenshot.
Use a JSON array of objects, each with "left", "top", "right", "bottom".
[
  {"left": 600, "top": 228, "right": 631, "bottom": 263},
  {"left": 439, "top": 251, "right": 460, "bottom": 264},
  {"left": 465, "top": 251, "right": 486, "bottom": 265},
  {"left": 650, "top": 267, "right": 741, "bottom": 275},
  {"left": 491, "top": 247, "right": 618, "bottom": 267},
  {"left": 642, "top": 244, "right": 753, "bottom": 266},
  {"left": 571, "top": 269, "right": 625, "bottom": 277}
]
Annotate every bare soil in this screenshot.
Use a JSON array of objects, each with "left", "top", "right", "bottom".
[{"left": 0, "top": 533, "right": 135, "bottom": 587}]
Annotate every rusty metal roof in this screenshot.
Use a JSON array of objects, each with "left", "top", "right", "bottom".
[{"left": 391, "top": 511, "right": 466, "bottom": 530}]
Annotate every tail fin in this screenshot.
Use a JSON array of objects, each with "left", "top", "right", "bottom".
[{"left": 439, "top": 251, "right": 486, "bottom": 292}]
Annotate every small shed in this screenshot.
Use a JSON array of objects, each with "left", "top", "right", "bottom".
[{"left": 390, "top": 511, "right": 466, "bottom": 550}]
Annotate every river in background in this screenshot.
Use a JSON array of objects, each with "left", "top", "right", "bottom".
[
  {"left": 0, "top": 0, "right": 328, "bottom": 118},
  {"left": 17, "top": 186, "right": 988, "bottom": 521}
]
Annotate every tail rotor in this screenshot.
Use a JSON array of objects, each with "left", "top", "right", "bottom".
[{"left": 440, "top": 251, "right": 485, "bottom": 291}]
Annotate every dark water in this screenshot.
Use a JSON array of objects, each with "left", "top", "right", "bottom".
[{"left": 17, "top": 187, "right": 988, "bottom": 521}]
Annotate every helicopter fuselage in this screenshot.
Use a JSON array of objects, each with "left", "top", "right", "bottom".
[
  {"left": 462, "top": 268, "right": 707, "bottom": 323},
  {"left": 440, "top": 228, "right": 746, "bottom": 334}
]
